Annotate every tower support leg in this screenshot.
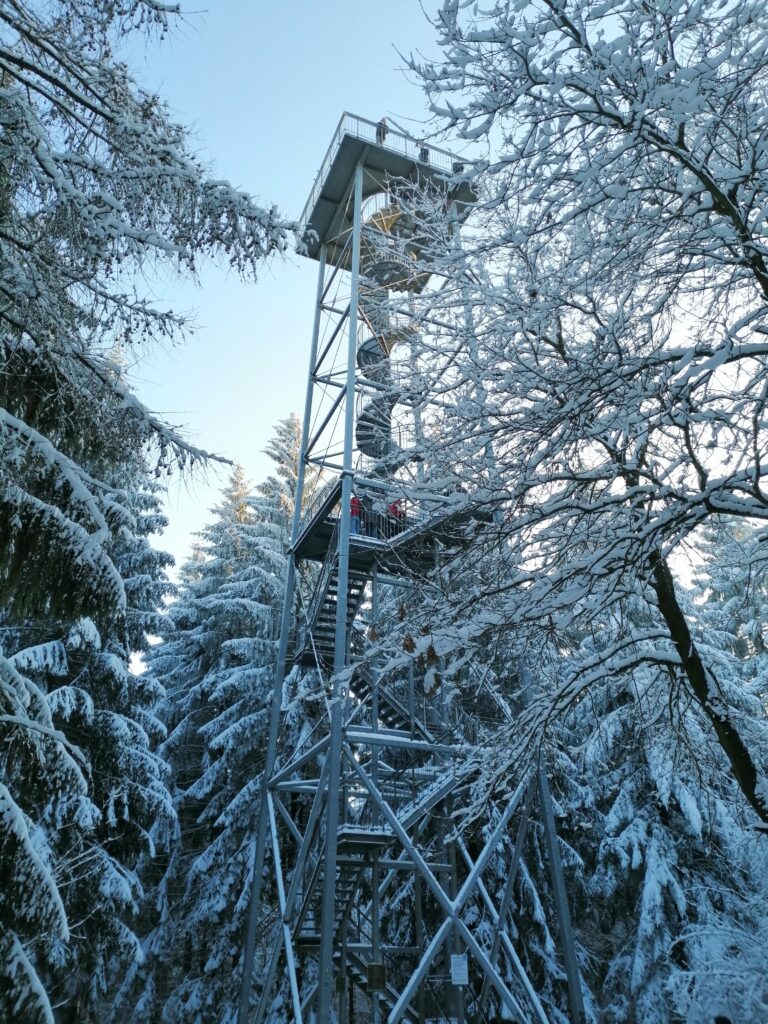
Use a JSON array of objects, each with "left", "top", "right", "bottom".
[
  {"left": 538, "top": 767, "right": 585, "bottom": 1024},
  {"left": 317, "top": 160, "right": 364, "bottom": 1022},
  {"left": 477, "top": 777, "right": 535, "bottom": 1016}
]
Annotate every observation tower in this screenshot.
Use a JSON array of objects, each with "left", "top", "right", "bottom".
[{"left": 238, "top": 114, "right": 585, "bottom": 1024}]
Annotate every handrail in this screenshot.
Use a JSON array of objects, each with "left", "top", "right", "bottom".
[
  {"left": 296, "top": 477, "right": 341, "bottom": 540},
  {"left": 299, "top": 112, "right": 472, "bottom": 233},
  {"left": 297, "top": 517, "right": 340, "bottom": 657},
  {"left": 353, "top": 666, "right": 434, "bottom": 741}
]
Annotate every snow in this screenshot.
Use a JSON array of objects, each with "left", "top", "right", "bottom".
[{"left": 3, "top": 0, "right": 768, "bottom": 1019}]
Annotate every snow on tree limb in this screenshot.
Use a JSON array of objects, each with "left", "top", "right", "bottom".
[{"left": 404, "top": 0, "right": 768, "bottom": 824}]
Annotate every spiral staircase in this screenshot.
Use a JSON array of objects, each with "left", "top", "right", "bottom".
[{"left": 355, "top": 201, "right": 428, "bottom": 463}]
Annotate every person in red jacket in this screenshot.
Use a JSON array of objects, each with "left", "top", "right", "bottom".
[
  {"left": 387, "top": 497, "right": 405, "bottom": 537},
  {"left": 350, "top": 494, "right": 362, "bottom": 535}
]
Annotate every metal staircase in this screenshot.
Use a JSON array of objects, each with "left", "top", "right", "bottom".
[
  {"left": 295, "top": 861, "right": 366, "bottom": 949},
  {"left": 345, "top": 951, "right": 420, "bottom": 1024},
  {"left": 352, "top": 671, "right": 433, "bottom": 741},
  {"left": 297, "top": 554, "right": 370, "bottom": 666}
]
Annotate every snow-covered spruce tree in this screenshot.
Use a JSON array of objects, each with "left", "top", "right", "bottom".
[
  {"left": 0, "top": 466, "right": 175, "bottom": 1022},
  {"left": 404, "top": 0, "right": 768, "bottom": 825},
  {"left": 122, "top": 454, "right": 292, "bottom": 1023},
  {"left": 0, "top": 650, "right": 88, "bottom": 1023},
  {"left": 1, "top": 470, "right": 175, "bottom": 1023},
  {"left": 561, "top": 552, "right": 768, "bottom": 1024},
  {"left": 0, "top": 3, "right": 288, "bottom": 1017},
  {"left": 662, "top": 520, "right": 768, "bottom": 1021},
  {"left": 0, "top": 0, "right": 289, "bottom": 626}
]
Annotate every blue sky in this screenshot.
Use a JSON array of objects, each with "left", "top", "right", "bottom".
[{"left": 126, "top": 1, "right": 456, "bottom": 569}]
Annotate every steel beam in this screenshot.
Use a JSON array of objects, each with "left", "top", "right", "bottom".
[
  {"left": 281, "top": 757, "right": 331, "bottom": 923},
  {"left": 345, "top": 748, "right": 528, "bottom": 1021},
  {"left": 317, "top": 158, "right": 364, "bottom": 1020},
  {"left": 538, "top": 767, "right": 586, "bottom": 1024},
  {"left": 457, "top": 838, "right": 550, "bottom": 1024},
  {"left": 268, "top": 734, "right": 330, "bottom": 788},
  {"left": 267, "top": 793, "right": 304, "bottom": 1023},
  {"left": 477, "top": 776, "right": 535, "bottom": 1015}
]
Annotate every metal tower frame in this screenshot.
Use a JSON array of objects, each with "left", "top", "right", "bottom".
[{"left": 238, "top": 113, "right": 585, "bottom": 1024}]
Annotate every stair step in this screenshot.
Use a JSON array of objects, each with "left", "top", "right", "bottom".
[{"left": 344, "top": 954, "right": 420, "bottom": 1022}]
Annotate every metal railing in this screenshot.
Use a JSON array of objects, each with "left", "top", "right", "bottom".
[
  {"left": 299, "top": 112, "right": 471, "bottom": 232},
  {"left": 295, "top": 517, "right": 340, "bottom": 660},
  {"left": 298, "top": 478, "right": 339, "bottom": 537}
]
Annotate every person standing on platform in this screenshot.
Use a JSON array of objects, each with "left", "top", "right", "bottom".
[
  {"left": 350, "top": 494, "right": 362, "bottom": 536},
  {"left": 376, "top": 117, "right": 388, "bottom": 146},
  {"left": 387, "top": 497, "right": 405, "bottom": 537}
]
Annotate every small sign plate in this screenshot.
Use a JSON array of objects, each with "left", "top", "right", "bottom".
[{"left": 450, "top": 953, "right": 469, "bottom": 986}]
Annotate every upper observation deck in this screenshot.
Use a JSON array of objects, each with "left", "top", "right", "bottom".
[{"left": 298, "top": 112, "right": 476, "bottom": 266}]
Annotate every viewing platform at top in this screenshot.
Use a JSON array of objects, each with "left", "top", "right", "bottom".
[{"left": 298, "top": 112, "right": 476, "bottom": 267}]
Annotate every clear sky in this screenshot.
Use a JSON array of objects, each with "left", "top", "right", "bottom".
[{"left": 125, "top": 1, "right": 457, "bottom": 570}]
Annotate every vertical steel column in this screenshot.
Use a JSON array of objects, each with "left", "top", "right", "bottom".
[
  {"left": 408, "top": 660, "right": 415, "bottom": 738},
  {"left": 414, "top": 873, "right": 426, "bottom": 1024},
  {"left": 339, "top": 926, "right": 349, "bottom": 1024},
  {"left": 237, "top": 246, "right": 328, "bottom": 1024},
  {"left": 441, "top": 812, "right": 452, "bottom": 1014},
  {"left": 370, "top": 565, "right": 381, "bottom": 1024},
  {"left": 317, "top": 161, "right": 364, "bottom": 1021},
  {"left": 477, "top": 776, "right": 535, "bottom": 1016},
  {"left": 538, "top": 767, "right": 585, "bottom": 1024},
  {"left": 447, "top": 794, "right": 465, "bottom": 1024}
]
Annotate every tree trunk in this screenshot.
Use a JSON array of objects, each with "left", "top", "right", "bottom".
[{"left": 651, "top": 553, "right": 768, "bottom": 828}]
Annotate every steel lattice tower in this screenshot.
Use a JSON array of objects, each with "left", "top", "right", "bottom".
[{"left": 238, "top": 114, "right": 586, "bottom": 1024}]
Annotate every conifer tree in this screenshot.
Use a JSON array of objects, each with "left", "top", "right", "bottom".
[
  {"left": 0, "top": 467, "right": 175, "bottom": 1023},
  {"left": 559, "top": 555, "right": 768, "bottom": 1023},
  {"left": 0, "top": 1, "right": 288, "bottom": 631},
  {"left": 124, "top": 429, "right": 298, "bottom": 1023},
  {"left": 1, "top": 5, "right": 287, "bottom": 1016},
  {"left": 0, "top": 648, "right": 88, "bottom": 1023},
  {"left": 663, "top": 520, "right": 768, "bottom": 1021}
]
